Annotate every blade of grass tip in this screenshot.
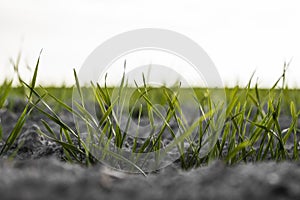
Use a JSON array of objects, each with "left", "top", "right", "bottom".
[
  {"left": 254, "top": 83, "right": 261, "bottom": 108},
  {"left": 92, "top": 82, "right": 109, "bottom": 120},
  {"left": 246, "top": 70, "right": 256, "bottom": 89},
  {"left": 10, "top": 51, "right": 22, "bottom": 83},
  {"left": 104, "top": 74, "right": 111, "bottom": 106},
  {"left": 247, "top": 86, "right": 266, "bottom": 118},
  {"left": 95, "top": 82, "right": 111, "bottom": 109},
  {"left": 118, "top": 60, "right": 126, "bottom": 103},
  {"left": 73, "top": 69, "right": 85, "bottom": 107},
  {"left": 16, "top": 50, "right": 44, "bottom": 103},
  {"left": 29, "top": 49, "right": 43, "bottom": 100},
  {"left": 282, "top": 61, "right": 287, "bottom": 89},
  {"left": 142, "top": 72, "right": 148, "bottom": 94},
  {"left": 270, "top": 64, "right": 286, "bottom": 91}
]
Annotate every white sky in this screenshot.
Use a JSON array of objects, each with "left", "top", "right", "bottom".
[{"left": 0, "top": 0, "right": 300, "bottom": 87}]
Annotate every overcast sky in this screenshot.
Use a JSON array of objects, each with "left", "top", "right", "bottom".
[{"left": 0, "top": 0, "right": 299, "bottom": 87}]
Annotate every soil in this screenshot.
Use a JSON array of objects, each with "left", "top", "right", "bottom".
[{"left": 0, "top": 101, "right": 300, "bottom": 200}]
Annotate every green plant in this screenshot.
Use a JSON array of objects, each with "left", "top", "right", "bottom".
[
  {"left": 1, "top": 54, "right": 299, "bottom": 175},
  {"left": 0, "top": 50, "right": 42, "bottom": 155}
]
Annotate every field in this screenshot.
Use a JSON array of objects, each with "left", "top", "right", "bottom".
[{"left": 0, "top": 57, "right": 300, "bottom": 199}]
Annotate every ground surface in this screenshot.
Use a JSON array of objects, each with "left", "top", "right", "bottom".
[
  {"left": 1, "top": 159, "right": 300, "bottom": 200},
  {"left": 0, "top": 101, "right": 300, "bottom": 200}
]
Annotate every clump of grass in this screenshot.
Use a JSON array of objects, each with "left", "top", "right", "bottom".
[
  {"left": 35, "top": 65, "right": 299, "bottom": 171},
  {"left": 0, "top": 50, "right": 42, "bottom": 155},
  {"left": 0, "top": 54, "right": 299, "bottom": 175}
]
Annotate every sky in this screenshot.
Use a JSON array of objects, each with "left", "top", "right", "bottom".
[{"left": 0, "top": 0, "right": 300, "bottom": 87}]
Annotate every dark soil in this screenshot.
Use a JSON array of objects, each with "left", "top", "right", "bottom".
[{"left": 0, "top": 102, "right": 300, "bottom": 200}]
